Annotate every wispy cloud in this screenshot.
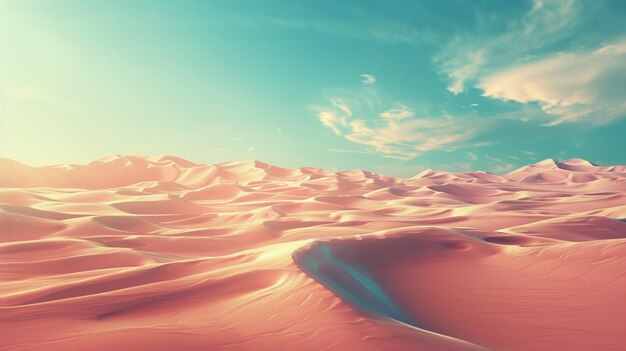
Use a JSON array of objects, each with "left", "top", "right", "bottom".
[
  {"left": 436, "top": 0, "right": 582, "bottom": 94},
  {"left": 481, "top": 153, "right": 517, "bottom": 173},
  {"left": 258, "top": 14, "right": 439, "bottom": 47},
  {"left": 318, "top": 111, "right": 346, "bottom": 135},
  {"left": 485, "top": 155, "right": 504, "bottom": 163},
  {"left": 326, "top": 148, "right": 373, "bottom": 155},
  {"left": 220, "top": 6, "right": 441, "bottom": 48},
  {"left": 490, "top": 163, "right": 516, "bottom": 173},
  {"left": 478, "top": 41, "right": 626, "bottom": 125},
  {"left": 330, "top": 98, "right": 353, "bottom": 116},
  {"left": 315, "top": 95, "right": 478, "bottom": 160},
  {"left": 379, "top": 106, "right": 414, "bottom": 120},
  {"left": 360, "top": 74, "right": 376, "bottom": 85},
  {"left": 445, "top": 49, "right": 485, "bottom": 94}
]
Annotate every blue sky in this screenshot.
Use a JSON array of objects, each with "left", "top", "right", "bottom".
[{"left": 1, "top": 0, "right": 625, "bottom": 176}]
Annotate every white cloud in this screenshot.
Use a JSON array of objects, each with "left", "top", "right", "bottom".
[
  {"left": 379, "top": 105, "right": 415, "bottom": 119},
  {"left": 330, "top": 98, "right": 353, "bottom": 116},
  {"left": 318, "top": 111, "right": 346, "bottom": 135},
  {"left": 445, "top": 49, "right": 485, "bottom": 94},
  {"left": 468, "top": 152, "right": 478, "bottom": 161},
  {"left": 379, "top": 106, "right": 414, "bottom": 120},
  {"left": 437, "top": 0, "right": 582, "bottom": 94},
  {"left": 316, "top": 97, "right": 476, "bottom": 160},
  {"left": 360, "top": 74, "right": 377, "bottom": 85},
  {"left": 479, "top": 41, "right": 626, "bottom": 125}
]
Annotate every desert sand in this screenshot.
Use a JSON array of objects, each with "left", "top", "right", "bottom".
[{"left": 1, "top": 155, "right": 625, "bottom": 350}]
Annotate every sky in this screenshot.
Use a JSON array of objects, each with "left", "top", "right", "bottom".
[{"left": 1, "top": 0, "right": 625, "bottom": 177}]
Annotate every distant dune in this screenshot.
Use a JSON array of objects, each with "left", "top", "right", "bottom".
[{"left": 1, "top": 155, "right": 625, "bottom": 350}]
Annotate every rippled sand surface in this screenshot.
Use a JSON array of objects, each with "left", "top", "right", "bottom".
[{"left": 1, "top": 156, "right": 625, "bottom": 350}]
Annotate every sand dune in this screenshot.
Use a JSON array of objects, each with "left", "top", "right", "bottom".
[{"left": 1, "top": 155, "right": 625, "bottom": 350}]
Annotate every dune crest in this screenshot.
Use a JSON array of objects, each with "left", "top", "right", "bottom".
[{"left": 1, "top": 155, "right": 625, "bottom": 351}]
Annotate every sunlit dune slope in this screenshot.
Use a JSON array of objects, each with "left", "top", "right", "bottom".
[{"left": 1, "top": 155, "right": 625, "bottom": 350}]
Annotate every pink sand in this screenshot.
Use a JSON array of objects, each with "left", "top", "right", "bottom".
[{"left": 1, "top": 156, "right": 625, "bottom": 350}]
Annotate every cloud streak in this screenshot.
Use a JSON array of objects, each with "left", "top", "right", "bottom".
[
  {"left": 360, "top": 74, "right": 376, "bottom": 85},
  {"left": 379, "top": 106, "right": 414, "bottom": 120},
  {"left": 315, "top": 97, "right": 477, "bottom": 160},
  {"left": 437, "top": 0, "right": 582, "bottom": 94},
  {"left": 445, "top": 49, "right": 485, "bottom": 95}
]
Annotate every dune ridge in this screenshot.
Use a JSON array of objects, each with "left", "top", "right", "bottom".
[{"left": 1, "top": 155, "right": 625, "bottom": 350}]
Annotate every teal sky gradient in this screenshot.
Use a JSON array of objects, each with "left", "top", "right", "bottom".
[{"left": 2, "top": 0, "right": 625, "bottom": 176}]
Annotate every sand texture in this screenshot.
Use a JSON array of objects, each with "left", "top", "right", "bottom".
[{"left": 1, "top": 156, "right": 625, "bottom": 350}]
